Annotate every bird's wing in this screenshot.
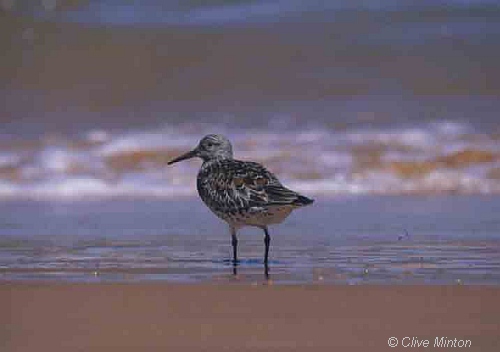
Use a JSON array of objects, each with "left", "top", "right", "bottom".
[
  {"left": 198, "top": 159, "right": 312, "bottom": 213},
  {"left": 227, "top": 160, "right": 303, "bottom": 208}
]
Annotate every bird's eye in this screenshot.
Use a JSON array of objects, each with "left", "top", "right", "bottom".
[{"left": 206, "top": 142, "right": 214, "bottom": 148}]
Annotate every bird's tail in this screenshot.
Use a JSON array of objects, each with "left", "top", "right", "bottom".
[{"left": 293, "top": 194, "right": 314, "bottom": 207}]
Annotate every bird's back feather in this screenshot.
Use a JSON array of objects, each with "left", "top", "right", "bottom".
[{"left": 197, "top": 159, "right": 313, "bottom": 216}]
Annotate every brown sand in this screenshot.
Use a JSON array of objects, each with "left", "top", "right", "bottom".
[{"left": 1, "top": 283, "right": 499, "bottom": 351}]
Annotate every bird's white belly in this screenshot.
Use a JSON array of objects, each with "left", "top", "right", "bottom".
[{"left": 215, "top": 205, "right": 294, "bottom": 228}]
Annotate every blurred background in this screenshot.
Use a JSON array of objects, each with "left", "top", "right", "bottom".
[{"left": 1, "top": 0, "right": 500, "bottom": 198}]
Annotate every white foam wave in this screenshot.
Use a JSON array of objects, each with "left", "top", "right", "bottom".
[
  {"left": 98, "top": 130, "right": 196, "bottom": 157},
  {"left": 0, "top": 178, "right": 194, "bottom": 199},
  {"left": 0, "top": 121, "right": 498, "bottom": 199}
]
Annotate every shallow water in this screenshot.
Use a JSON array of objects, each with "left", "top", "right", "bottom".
[{"left": 1, "top": 195, "right": 499, "bottom": 284}]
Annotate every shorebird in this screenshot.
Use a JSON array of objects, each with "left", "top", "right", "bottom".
[{"left": 168, "top": 134, "right": 314, "bottom": 278}]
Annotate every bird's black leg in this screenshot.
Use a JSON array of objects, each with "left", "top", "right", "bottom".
[
  {"left": 263, "top": 227, "right": 271, "bottom": 279},
  {"left": 232, "top": 235, "right": 238, "bottom": 263},
  {"left": 231, "top": 228, "right": 238, "bottom": 275}
]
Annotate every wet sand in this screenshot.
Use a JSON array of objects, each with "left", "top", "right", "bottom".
[
  {"left": 1, "top": 196, "right": 500, "bottom": 284},
  {"left": 2, "top": 283, "right": 499, "bottom": 351}
]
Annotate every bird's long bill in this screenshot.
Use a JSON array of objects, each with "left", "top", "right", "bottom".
[{"left": 167, "top": 149, "right": 197, "bottom": 165}]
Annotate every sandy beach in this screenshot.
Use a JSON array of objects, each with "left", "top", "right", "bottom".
[{"left": 2, "top": 283, "right": 499, "bottom": 351}]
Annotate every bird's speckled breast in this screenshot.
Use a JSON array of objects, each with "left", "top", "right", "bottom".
[{"left": 196, "top": 159, "right": 240, "bottom": 214}]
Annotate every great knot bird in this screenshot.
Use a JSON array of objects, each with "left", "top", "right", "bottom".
[{"left": 168, "top": 134, "right": 314, "bottom": 278}]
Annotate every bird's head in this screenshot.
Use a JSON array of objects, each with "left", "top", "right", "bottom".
[{"left": 168, "top": 134, "right": 233, "bottom": 165}]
